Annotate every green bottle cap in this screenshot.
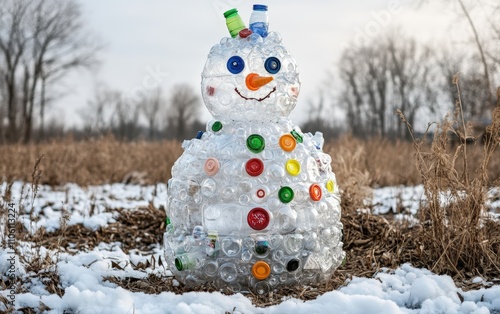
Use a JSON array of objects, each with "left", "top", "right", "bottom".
[
  {"left": 246, "top": 134, "right": 265, "bottom": 153},
  {"left": 290, "top": 130, "right": 303, "bottom": 143},
  {"left": 174, "top": 257, "right": 183, "bottom": 271},
  {"left": 212, "top": 121, "right": 223, "bottom": 132},
  {"left": 223, "top": 8, "right": 238, "bottom": 18},
  {"left": 166, "top": 216, "right": 171, "bottom": 226},
  {"left": 255, "top": 240, "right": 269, "bottom": 255},
  {"left": 278, "top": 186, "right": 294, "bottom": 203}
]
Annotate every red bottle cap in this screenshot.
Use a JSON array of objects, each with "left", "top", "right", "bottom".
[
  {"left": 245, "top": 158, "right": 264, "bottom": 176},
  {"left": 247, "top": 207, "right": 270, "bottom": 230},
  {"left": 239, "top": 28, "right": 253, "bottom": 38}
]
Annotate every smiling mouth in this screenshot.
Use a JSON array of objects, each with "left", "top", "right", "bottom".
[{"left": 235, "top": 87, "right": 276, "bottom": 102}]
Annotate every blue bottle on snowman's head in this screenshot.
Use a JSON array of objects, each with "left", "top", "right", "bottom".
[{"left": 249, "top": 4, "right": 269, "bottom": 37}]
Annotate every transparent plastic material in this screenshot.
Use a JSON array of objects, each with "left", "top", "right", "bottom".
[
  {"left": 249, "top": 4, "right": 269, "bottom": 38},
  {"left": 164, "top": 6, "right": 344, "bottom": 294}
]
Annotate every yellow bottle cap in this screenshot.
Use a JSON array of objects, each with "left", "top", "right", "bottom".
[
  {"left": 326, "top": 180, "right": 335, "bottom": 192},
  {"left": 285, "top": 159, "right": 301, "bottom": 176},
  {"left": 252, "top": 261, "right": 271, "bottom": 280}
]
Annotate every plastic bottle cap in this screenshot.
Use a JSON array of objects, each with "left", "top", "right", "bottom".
[
  {"left": 247, "top": 207, "right": 270, "bottom": 230},
  {"left": 246, "top": 158, "right": 264, "bottom": 176},
  {"left": 246, "top": 134, "right": 265, "bottom": 153},
  {"left": 326, "top": 180, "right": 335, "bottom": 193},
  {"left": 253, "top": 4, "right": 268, "bottom": 11},
  {"left": 290, "top": 130, "right": 303, "bottom": 143},
  {"left": 204, "top": 158, "right": 220, "bottom": 176},
  {"left": 285, "top": 159, "right": 301, "bottom": 176},
  {"left": 254, "top": 240, "right": 269, "bottom": 255},
  {"left": 278, "top": 186, "right": 294, "bottom": 203},
  {"left": 212, "top": 121, "right": 223, "bottom": 132},
  {"left": 286, "top": 259, "right": 300, "bottom": 272},
  {"left": 246, "top": 73, "right": 273, "bottom": 91},
  {"left": 196, "top": 131, "right": 204, "bottom": 139},
  {"left": 279, "top": 134, "right": 296, "bottom": 152},
  {"left": 252, "top": 261, "right": 271, "bottom": 280},
  {"left": 256, "top": 189, "right": 266, "bottom": 198},
  {"left": 239, "top": 28, "right": 253, "bottom": 38},
  {"left": 223, "top": 8, "right": 238, "bottom": 18},
  {"left": 174, "top": 257, "right": 183, "bottom": 271},
  {"left": 309, "top": 184, "right": 322, "bottom": 201}
]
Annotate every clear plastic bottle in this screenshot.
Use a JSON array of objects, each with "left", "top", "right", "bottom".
[{"left": 249, "top": 4, "right": 269, "bottom": 37}]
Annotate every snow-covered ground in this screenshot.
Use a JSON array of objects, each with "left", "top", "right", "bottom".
[{"left": 1, "top": 182, "right": 499, "bottom": 313}]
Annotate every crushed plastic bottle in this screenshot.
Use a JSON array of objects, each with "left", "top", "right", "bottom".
[
  {"left": 249, "top": 4, "right": 269, "bottom": 37},
  {"left": 164, "top": 4, "right": 344, "bottom": 294}
]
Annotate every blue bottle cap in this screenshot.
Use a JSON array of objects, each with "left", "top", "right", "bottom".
[
  {"left": 253, "top": 4, "right": 268, "bottom": 11},
  {"left": 196, "top": 131, "right": 204, "bottom": 139}
]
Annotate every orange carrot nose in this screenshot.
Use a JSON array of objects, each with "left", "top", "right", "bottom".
[{"left": 246, "top": 73, "right": 273, "bottom": 91}]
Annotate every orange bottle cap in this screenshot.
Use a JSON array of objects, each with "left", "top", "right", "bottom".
[
  {"left": 252, "top": 261, "right": 271, "bottom": 280},
  {"left": 279, "top": 134, "right": 296, "bottom": 152},
  {"left": 309, "top": 183, "right": 322, "bottom": 201}
]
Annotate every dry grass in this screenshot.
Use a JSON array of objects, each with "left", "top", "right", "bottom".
[
  {"left": 1, "top": 134, "right": 498, "bottom": 189},
  {"left": 396, "top": 82, "right": 500, "bottom": 282},
  {"left": 0, "top": 136, "right": 183, "bottom": 186}
]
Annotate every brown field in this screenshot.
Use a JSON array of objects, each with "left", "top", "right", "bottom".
[{"left": 0, "top": 134, "right": 498, "bottom": 188}]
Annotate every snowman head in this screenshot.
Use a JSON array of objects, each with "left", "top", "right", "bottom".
[{"left": 201, "top": 31, "right": 300, "bottom": 122}]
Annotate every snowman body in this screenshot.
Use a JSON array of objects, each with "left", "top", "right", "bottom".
[{"left": 164, "top": 31, "right": 344, "bottom": 294}]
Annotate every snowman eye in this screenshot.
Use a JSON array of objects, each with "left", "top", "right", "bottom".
[
  {"left": 264, "top": 57, "right": 281, "bottom": 74},
  {"left": 227, "top": 56, "right": 245, "bottom": 74}
]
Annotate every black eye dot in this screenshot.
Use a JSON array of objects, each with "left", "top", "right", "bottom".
[
  {"left": 227, "top": 56, "right": 245, "bottom": 74},
  {"left": 265, "top": 57, "right": 281, "bottom": 74}
]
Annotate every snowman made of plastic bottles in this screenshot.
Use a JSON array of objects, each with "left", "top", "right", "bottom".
[{"left": 164, "top": 6, "right": 344, "bottom": 294}]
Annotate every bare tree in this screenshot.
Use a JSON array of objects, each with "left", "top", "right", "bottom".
[
  {"left": 421, "top": 0, "right": 499, "bottom": 115},
  {"left": 81, "top": 85, "right": 142, "bottom": 140},
  {"left": 167, "top": 84, "right": 200, "bottom": 140},
  {"left": 339, "top": 40, "right": 390, "bottom": 137},
  {"left": 111, "top": 92, "right": 141, "bottom": 141},
  {"left": 0, "top": 1, "right": 29, "bottom": 142},
  {"left": 140, "top": 87, "right": 164, "bottom": 140},
  {"left": 338, "top": 33, "right": 438, "bottom": 139},
  {"left": 80, "top": 83, "right": 114, "bottom": 134},
  {"left": 455, "top": 0, "right": 494, "bottom": 108},
  {"left": 436, "top": 48, "right": 492, "bottom": 121},
  {"left": 0, "top": 0, "right": 99, "bottom": 143},
  {"left": 387, "top": 36, "right": 438, "bottom": 138}
]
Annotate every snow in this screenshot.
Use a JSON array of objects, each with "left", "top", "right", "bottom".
[
  {"left": 1, "top": 182, "right": 499, "bottom": 313},
  {"left": 372, "top": 185, "right": 500, "bottom": 221}
]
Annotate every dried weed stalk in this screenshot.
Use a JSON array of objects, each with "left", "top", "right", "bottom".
[{"left": 398, "top": 80, "right": 500, "bottom": 280}]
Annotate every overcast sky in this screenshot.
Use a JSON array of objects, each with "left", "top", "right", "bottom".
[{"left": 58, "top": 0, "right": 459, "bottom": 128}]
